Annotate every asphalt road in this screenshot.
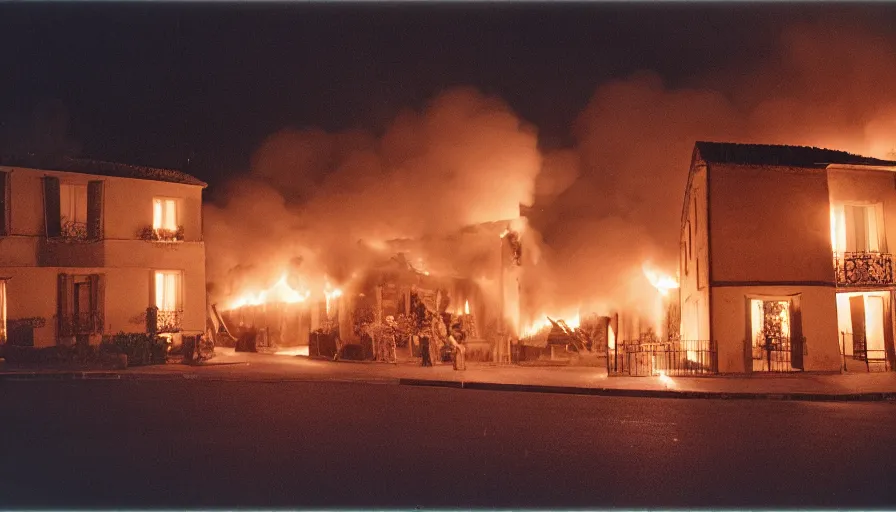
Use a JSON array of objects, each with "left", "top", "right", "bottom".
[{"left": 1, "top": 380, "right": 895, "bottom": 509}]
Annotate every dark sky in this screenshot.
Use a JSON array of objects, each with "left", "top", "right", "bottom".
[{"left": 1, "top": 2, "right": 892, "bottom": 189}]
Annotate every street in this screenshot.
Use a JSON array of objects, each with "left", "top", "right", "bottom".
[{"left": 1, "top": 379, "right": 895, "bottom": 509}]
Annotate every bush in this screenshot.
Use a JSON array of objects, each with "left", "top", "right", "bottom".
[{"left": 101, "top": 332, "right": 168, "bottom": 366}]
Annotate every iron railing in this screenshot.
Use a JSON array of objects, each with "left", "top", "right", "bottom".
[
  {"left": 840, "top": 331, "right": 892, "bottom": 372},
  {"left": 834, "top": 252, "right": 894, "bottom": 287},
  {"left": 608, "top": 339, "right": 717, "bottom": 376},
  {"left": 58, "top": 311, "right": 103, "bottom": 336},
  {"left": 751, "top": 336, "right": 804, "bottom": 372},
  {"left": 146, "top": 307, "right": 183, "bottom": 333}
]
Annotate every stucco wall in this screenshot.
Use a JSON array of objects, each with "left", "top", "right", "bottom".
[
  {"left": 680, "top": 162, "right": 710, "bottom": 341},
  {"left": 711, "top": 285, "right": 840, "bottom": 373},
  {"left": 709, "top": 163, "right": 833, "bottom": 283}
]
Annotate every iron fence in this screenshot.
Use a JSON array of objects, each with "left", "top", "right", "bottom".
[
  {"left": 608, "top": 339, "right": 717, "bottom": 376},
  {"left": 146, "top": 307, "right": 183, "bottom": 333},
  {"left": 840, "top": 332, "right": 892, "bottom": 372},
  {"left": 834, "top": 251, "right": 894, "bottom": 287},
  {"left": 751, "top": 336, "right": 804, "bottom": 372},
  {"left": 58, "top": 311, "right": 103, "bottom": 336}
]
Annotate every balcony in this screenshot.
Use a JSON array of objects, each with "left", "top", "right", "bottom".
[
  {"left": 146, "top": 307, "right": 183, "bottom": 333},
  {"left": 833, "top": 251, "right": 894, "bottom": 287},
  {"left": 58, "top": 311, "right": 104, "bottom": 336}
]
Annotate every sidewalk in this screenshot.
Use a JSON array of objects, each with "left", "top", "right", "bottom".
[{"left": 3, "top": 349, "right": 896, "bottom": 401}]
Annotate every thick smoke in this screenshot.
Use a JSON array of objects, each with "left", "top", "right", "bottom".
[
  {"left": 524, "top": 18, "right": 896, "bottom": 321},
  {"left": 205, "top": 87, "right": 542, "bottom": 303},
  {"left": 208, "top": 19, "right": 896, "bottom": 326}
]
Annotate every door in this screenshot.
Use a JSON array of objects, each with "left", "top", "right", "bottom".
[
  {"left": 790, "top": 296, "right": 804, "bottom": 370},
  {"left": 865, "top": 296, "right": 886, "bottom": 357},
  {"left": 849, "top": 295, "right": 866, "bottom": 356}
]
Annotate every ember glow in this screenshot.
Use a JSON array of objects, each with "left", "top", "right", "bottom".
[
  {"left": 228, "top": 274, "right": 311, "bottom": 310},
  {"left": 520, "top": 311, "right": 580, "bottom": 338},
  {"left": 324, "top": 285, "right": 343, "bottom": 316},
  {"left": 464, "top": 300, "right": 470, "bottom": 315},
  {"left": 642, "top": 264, "right": 680, "bottom": 297}
]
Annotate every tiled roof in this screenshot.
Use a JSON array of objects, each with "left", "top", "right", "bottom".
[
  {"left": 695, "top": 141, "right": 896, "bottom": 169},
  {"left": 0, "top": 154, "right": 207, "bottom": 187}
]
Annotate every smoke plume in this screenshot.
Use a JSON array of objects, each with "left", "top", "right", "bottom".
[{"left": 207, "top": 18, "right": 896, "bottom": 326}]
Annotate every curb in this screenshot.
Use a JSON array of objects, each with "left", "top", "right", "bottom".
[{"left": 398, "top": 378, "right": 896, "bottom": 402}]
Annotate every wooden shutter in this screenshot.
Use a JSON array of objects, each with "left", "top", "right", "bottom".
[
  {"left": 87, "top": 181, "right": 104, "bottom": 240},
  {"left": 89, "top": 274, "right": 105, "bottom": 333},
  {"left": 0, "top": 171, "right": 7, "bottom": 235},
  {"left": 57, "top": 273, "right": 74, "bottom": 337},
  {"left": 790, "top": 296, "right": 804, "bottom": 370},
  {"left": 43, "top": 177, "right": 61, "bottom": 238}
]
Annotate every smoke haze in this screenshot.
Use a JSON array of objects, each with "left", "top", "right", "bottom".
[{"left": 207, "top": 19, "right": 896, "bottom": 323}]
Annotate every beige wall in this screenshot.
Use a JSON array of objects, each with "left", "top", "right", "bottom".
[
  {"left": 711, "top": 285, "right": 840, "bottom": 373},
  {"left": 709, "top": 163, "right": 833, "bottom": 283},
  {"left": 0, "top": 165, "right": 206, "bottom": 347},
  {"left": 680, "top": 162, "right": 710, "bottom": 341}
]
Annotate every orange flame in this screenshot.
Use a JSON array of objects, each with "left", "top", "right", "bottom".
[
  {"left": 228, "top": 274, "right": 311, "bottom": 310},
  {"left": 642, "top": 263, "right": 679, "bottom": 296}
]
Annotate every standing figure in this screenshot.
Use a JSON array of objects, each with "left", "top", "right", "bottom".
[
  {"left": 412, "top": 293, "right": 433, "bottom": 367},
  {"left": 449, "top": 322, "right": 466, "bottom": 370}
]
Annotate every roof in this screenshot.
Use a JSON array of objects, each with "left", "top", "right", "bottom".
[
  {"left": 0, "top": 154, "right": 207, "bottom": 187},
  {"left": 694, "top": 141, "right": 896, "bottom": 169}
]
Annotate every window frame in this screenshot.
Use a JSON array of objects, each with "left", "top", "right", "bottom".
[{"left": 152, "top": 269, "right": 184, "bottom": 312}]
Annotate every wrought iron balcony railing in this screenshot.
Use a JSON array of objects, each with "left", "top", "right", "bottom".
[
  {"left": 833, "top": 251, "right": 894, "bottom": 287},
  {"left": 146, "top": 307, "right": 184, "bottom": 333},
  {"left": 58, "top": 311, "right": 103, "bottom": 336}
]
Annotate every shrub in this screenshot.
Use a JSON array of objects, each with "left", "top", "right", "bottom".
[{"left": 101, "top": 332, "right": 168, "bottom": 366}]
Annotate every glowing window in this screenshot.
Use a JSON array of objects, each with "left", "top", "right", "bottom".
[
  {"left": 154, "top": 270, "right": 182, "bottom": 311},
  {"left": 60, "top": 183, "right": 88, "bottom": 224},
  {"left": 153, "top": 198, "right": 178, "bottom": 231}
]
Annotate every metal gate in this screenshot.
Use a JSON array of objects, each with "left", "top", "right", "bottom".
[
  {"left": 752, "top": 335, "right": 804, "bottom": 372},
  {"left": 608, "top": 339, "right": 717, "bottom": 376}
]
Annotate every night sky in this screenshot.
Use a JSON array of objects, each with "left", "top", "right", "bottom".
[{"left": 2, "top": 2, "right": 894, "bottom": 194}]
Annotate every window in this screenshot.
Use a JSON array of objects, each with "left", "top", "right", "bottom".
[
  {"left": 57, "top": 273, "right": 105, "bottom": 336},
  {"left": 154, "top": 270, "right": 183, "bottom": 311},
  {"left": 60, "top": 183, "right": 88, "bottom": 225},
  {"left": 831, "top": 203, "right": 883, "bottom": 253},
  {"left": 153, "top": 198, "right": 178, "bottom": 232}
]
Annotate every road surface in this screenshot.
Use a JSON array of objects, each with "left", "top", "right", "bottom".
[{"left": 1, "top": 379, "right": 895, "bottom": 509}]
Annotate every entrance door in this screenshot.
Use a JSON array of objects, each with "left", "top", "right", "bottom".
[
  {"left": 790, "top": 296, "right": 804, "bottom": 370},
  {"left": 850, "top": 295, "right": 867, "bottom": 357},
  {"left": 865, "top": 296, "right": 886, "bottom": 358}
]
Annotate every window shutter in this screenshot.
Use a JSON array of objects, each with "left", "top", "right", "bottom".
[
  {"left": 87, "top": 181, "right": 104, "bottom": 240},
  {"left": 57, "top": 273, "right": 73, "bottom": 337},
  {"left": 43, "top": 177, "right": 61, "bottom": 238},
  {"left": 0, "top": 171, "right": 8, "bottom": 235},
  {"left": 90, "top": 274, "right": 105, "bottom": 333}
]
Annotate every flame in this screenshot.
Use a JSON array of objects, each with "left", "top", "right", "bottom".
[
  {"left": 642, "top": 263, "right": 680, "bottom": 296},
  {"left": 324, "top": 284, "right": 343, "bottom": 316},
  {"left": 228, "top": 274, "right": 311, "bottom": 310},
  {"left": 520, "top": 312, "right": 580, "bottom": 338},
  {"left": 464, "top": 300, "right": 470, "bottom": 315}
]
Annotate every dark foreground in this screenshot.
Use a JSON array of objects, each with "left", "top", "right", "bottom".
[{"left": 1, "top": 380, "right": 895, "bottom": 509}]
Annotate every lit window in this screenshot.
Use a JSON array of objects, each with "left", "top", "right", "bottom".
[
  {"left": 153, "top": 198, "right": 178, "bottom": 231},
  {"left": 154, "top": 270, "right": 182, "bottom": 311},
  {"left": 832, "top": 204, "right": 883, "bottom": 253},
  {"left": 60, "top": 184, "right": 88, "bottom": 224}
]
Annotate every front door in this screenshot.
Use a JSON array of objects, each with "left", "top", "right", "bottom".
[{"left": 849, "top": 295, "right": 866, "bottom": 358}]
